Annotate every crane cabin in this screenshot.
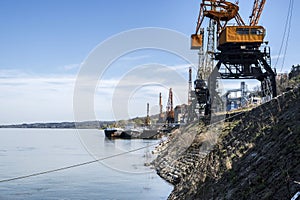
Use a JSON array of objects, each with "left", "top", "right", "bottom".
[{"left": 218, "top": 25, "right": 266, "bottom": 50}]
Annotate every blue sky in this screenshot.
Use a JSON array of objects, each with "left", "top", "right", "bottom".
[
  {"left": 0, "top": 0, "right": 299, "bottom": 124},
  {"left": 0, "top": 0, "right": 197, "bottom": 73}
]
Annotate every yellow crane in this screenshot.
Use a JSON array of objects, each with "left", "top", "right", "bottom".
[{"left": 191, "top": 0, "right": 276, "bottom": 116}]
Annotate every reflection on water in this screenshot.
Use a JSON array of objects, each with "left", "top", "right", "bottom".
[{"left": 0, "top": 129, "right": 172, "bottom": 200}]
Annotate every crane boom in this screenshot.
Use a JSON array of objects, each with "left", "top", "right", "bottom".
[{"left": 250, "top": 0, "right": 266, "bottom": 26}]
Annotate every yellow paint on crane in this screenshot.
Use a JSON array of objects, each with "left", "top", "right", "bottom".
[{"left": 218, "top": 26, "right": 265, "bottom": 47}]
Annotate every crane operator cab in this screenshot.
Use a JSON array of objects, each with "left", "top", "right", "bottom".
[{"left": 218, "top": 26, "right": 266, "bottom": 50}]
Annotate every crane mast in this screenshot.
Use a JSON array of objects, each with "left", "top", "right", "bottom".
[
  {"left": 204, "top": 19, "right": 215, "bottom": 80},
  {"left": 188, "top": 67, "right": 193, "bottom": 105}
]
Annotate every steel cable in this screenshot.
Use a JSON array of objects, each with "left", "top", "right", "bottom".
[{"left": 275, "top": 0, "right": 294, "bottom": 72}]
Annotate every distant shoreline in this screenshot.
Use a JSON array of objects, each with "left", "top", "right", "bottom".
[{"left": 0, "top": 121, "right": 113, "bottom": 129}]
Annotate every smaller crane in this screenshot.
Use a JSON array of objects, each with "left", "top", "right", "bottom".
[{"left": 166, "top": 88, "right": 174, "bottom": 124}]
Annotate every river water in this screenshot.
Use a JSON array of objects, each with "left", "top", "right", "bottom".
[{"left": 0, "top": 129, "right": 172, "bottom": 200}]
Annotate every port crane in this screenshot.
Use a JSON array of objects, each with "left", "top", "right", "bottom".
[
  {"left": 191, "top": 0, "right": 277, "bottom": 116},
  {"left": 166, "top": 88, "right": 175, "bottom": 124}
]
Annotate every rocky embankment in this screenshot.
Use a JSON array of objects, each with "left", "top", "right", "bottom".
[{"left": 152, "top": 86, "right": 300, "bottom": 199}]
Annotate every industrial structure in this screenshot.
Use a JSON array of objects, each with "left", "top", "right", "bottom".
[
  {"left": 174, "top": 105, "right": 184, "bottom": 124},
  {"left": 191, "top": 0, "right": 277, "bottom": 116},
  {"left": 158, "top": 92, "right": 164, "bottom": 123},
  {"left": 289, "top": 64, "right": 300, "bottom": 79},
  {"left": 186, "top": 67, "right": 200, "bottom": 122},
  {"left": 166, "top": 88, "right": 175, "bottom": 124},
  {"left": 144, "top": 103, "right": 150, "bottom": 126},
  {"left": 223, "top": 82, "right": 249, "bottom": 111},
  {"left": 188, "top": 67, "right": 193, "bottom": 106}
]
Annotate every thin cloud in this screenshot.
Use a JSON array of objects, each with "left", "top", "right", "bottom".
[
  {"left": 0, "top": 64, "right": 201, "bottom": 123},
  {"left": 63, "top": 64, "right": 80, "bottom": 71},
  {"left": 58, "top": 63, "right": 83, "bottom": 72},
  {"left": 0, "top": 71, "right": 76, "bottom": 124},
  {"left": 94, "top": 65, "right": 189, "bottom": 120},
  {"left": 118, "top": 55, "right": 150, "bottom": 61}
]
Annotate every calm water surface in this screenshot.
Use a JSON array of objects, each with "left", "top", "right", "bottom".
[{"left": 0, "top": 129, "right": 172, "bottom": 200}]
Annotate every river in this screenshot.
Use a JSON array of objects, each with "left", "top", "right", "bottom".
[{"left": 0, "top": 129, "right": 172, "bottom": 200}]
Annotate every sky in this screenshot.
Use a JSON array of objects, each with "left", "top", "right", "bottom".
[{"left": 0, "top": 0, "right": 299, "bottom": 124}]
